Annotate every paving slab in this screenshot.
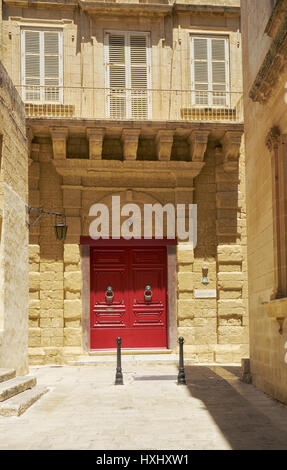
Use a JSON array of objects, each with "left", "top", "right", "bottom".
[{"left": 0, "top": 364, "right": 286, "bottom": 450}]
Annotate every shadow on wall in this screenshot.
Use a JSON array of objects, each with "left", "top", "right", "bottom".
[{"left": 184, "top": 365, "right": 287, "bottom": 450}]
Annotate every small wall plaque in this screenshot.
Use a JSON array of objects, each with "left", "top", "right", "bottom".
[{"left": 194, "top": 289, "right": 217, "bottom": 299}]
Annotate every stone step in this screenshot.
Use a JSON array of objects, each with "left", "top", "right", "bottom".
[
  {"left": 0, "top": 376, "right": 37, "bottom": 402},
  {"left": 69, "top": 353, "right": 198, "bottom": 365},
  {"left": 0, "top": 369, "right": 16, "bottom": 383},
  {"left": 0, "top": 386, "right": 48, "bottom": 417}
]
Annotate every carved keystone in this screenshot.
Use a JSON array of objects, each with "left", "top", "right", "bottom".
[
  {"left": 188, "top": 131, "right": 209, "bottom": 162},
  {"left": 86, "top": 128, "right": 105, "bottom": 160},
  {"left": 50, "top": 127, "right": 68, "bottom": 160},
  {"left": 156, "top": 130, "right": 174, "bottom": 161},
  {"left": 222, "top": 131, "right": 243, "bottom": 173},
  {"left": 121, "top": 129, "right": 140, "bottom": 160}
]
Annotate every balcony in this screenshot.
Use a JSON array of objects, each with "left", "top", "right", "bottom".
[{"left": 17, "top": 86, "right": 243, "bottom": 124}]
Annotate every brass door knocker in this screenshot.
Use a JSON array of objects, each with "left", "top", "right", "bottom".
[
  {"left": 105, "top": 285, "right": 114, "bottom": 304},
  {"left": 144, "top": 285, "right": 152, "bottom": 302}
]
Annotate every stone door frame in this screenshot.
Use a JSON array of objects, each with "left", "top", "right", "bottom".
[{"left": 80, "top": 238, "right": 177, "bottom": 352}]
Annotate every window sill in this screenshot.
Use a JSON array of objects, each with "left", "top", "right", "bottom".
[{"left": 263, "top": 297, "right": 287, "bottom": 334}]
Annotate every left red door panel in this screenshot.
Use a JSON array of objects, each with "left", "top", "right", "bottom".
[{"left": 90, "top": 248, "right": 129, "bottom": 348}]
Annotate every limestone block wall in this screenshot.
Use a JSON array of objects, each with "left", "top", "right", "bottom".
[
  {"left": 241, "top": 0, "right": 287, "bottom": 403},
  {"left": 177, "top": 141, "right": 248, "bottom": 363},
  {"left": 26, "top": 133, "right": 248, "bottom": 365},
  {"left": 0, "top": 61, "right": 28, "bottom": 375}
]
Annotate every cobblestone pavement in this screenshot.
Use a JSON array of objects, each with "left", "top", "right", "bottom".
[{"left": 0, "top": 363, "right": 287, "bottom": 450}]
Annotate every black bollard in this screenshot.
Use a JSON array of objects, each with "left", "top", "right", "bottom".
[
  {"left": 115, "top": 337, "right": 123, "bottom": 385},
  {"left": 177, "top": 337, "right": 186, "bottom": 385}
]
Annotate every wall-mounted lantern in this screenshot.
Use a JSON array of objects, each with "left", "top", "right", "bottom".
[
  {"left": 27, "top": 206, "right": 68, "bottom": 241},
  {"left": 202, "top": 266, "right": 209, "bottom": 286}
]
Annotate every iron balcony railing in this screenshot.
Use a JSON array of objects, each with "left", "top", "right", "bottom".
[{"left": 16, "top": 86, "right": 243, "bottom": 123}]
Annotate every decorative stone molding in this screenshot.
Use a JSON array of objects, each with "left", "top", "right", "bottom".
[
  {"left": 86, "top": 128, "right": 104, "bottom": 160},
  {"left": 222, "top": 131, "right": 242, "bottom": 173},
  {"left": 121, "top": 129, "right": 140, "bottom": 161},
  {"left": 263, "top": 298, "right": 287, "bottom": 335},
  {"left": 265, "top": 0, "right": 287, "bottom": 39},
  {"left": 250, "top": 7, "right": 287, "bottom": 103},
  {"left": 266, "top": 126, "right": 281, "bottom": 152},
  {"left": 155, "top": 130, "right": 174, "bottom": 161},
  {"left": 50, "top": 127, "right": 68, "bottom": 160},
  {"left": 188, "top": 131, "right": 209, "bottom": 162}
]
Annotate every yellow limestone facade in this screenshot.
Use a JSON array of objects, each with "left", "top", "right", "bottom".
[
  {"left": 241, "top": 0, "right": 287, "bottom": 403},
  {"left": 0, "top": 59, "right": 29, "bottom": 375},
  {"left": 1, "top": 0, "right": 249, "bottom": 365}
]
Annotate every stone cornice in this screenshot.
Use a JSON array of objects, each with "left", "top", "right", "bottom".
[
  {"left": 249, "top": 7, "right": 287, "bottom": 104},
  {"left": 52, "top": 159, "right": 205, "bottom": 179},
  {"left": 27, "top": 119, "right": 244, "bottom": 138},
  {"left": 265, "top": 0, "right": 287, "bottom": 38},
  {"left": 3, "top": 0, "right": 240, "bottom": 17},
  {"left": 174, "top": 4, "right": 240, "bottom": 17},
  {"left": 78, "top": 1, "right": 172, "bottom": 16},
  {"left": 3, "top": 0, "right": 78, "bottom": 8}
]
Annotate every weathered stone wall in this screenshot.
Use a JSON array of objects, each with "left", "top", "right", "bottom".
[
  {"left": 241, "top": 0, "right": 287, "bottom": 403},
  {"left": 1, "top": 0, "right": 248, "bottom": 365},
  {"left": 2, "top": 0, "right": 242, "bottom": 108},
  {"left": 178, "top": 140, "right": 248, "bottom": 363},
  {"left": 0, "top": 61, "right": 28, "bottom": 375},
  {"left": 26, "top": 131, "right": 248, "bottom": 365}
]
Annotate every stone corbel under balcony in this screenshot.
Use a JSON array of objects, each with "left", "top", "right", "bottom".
[
  {"left": 121, "top": 129, "right": 140, "bottom": 161},
  {"left": 263, "top": 298, "right": 287, "bottom": 335},
  {"left": 86, "top": 128, "right": 105, "bottom": 160},
  {"left": 50, "top": 127, "right": 69, "bottom": 160},
  {"left": 188, "top": 131, "right": 209, "bottom": 162},
  {"left": 156, "top": 130, "right": 174, "bottom": 161},
  {"left": 222, "top": 131, "right": 243, "bottom": 173}
]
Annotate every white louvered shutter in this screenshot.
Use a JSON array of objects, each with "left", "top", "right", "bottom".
[
  {"left": 211, "top": 38, "right": 229, "bottom": 106},
  {"left": 23, "top": 30, "right": 41, "bottom": 101},
  {"left": 192, "top": 37, "right": 209, "bottom": 105},
  {"left": 44, "top": 31, "right": 62, "bottom": 102},
  {"left": 105, "top": 32, "right": 150, "bottom": 119},
  {"left": 107, "top": 34, "right": 126, "bottom": 118},
  {"left": 191, "top": 36, "right": 229, "bottom": 107},
  {"left": 130, "top": 35, "right": 149, "bottom": 119},
  {"left": 22, "top": 29, "right": 63, "bottom": 102}
]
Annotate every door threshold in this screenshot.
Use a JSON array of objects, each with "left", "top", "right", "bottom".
[{"left": 87, "top": 349, "right": 173, "bottom": 356}]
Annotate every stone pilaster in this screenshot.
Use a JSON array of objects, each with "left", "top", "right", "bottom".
[
  {"left": 155, "top": 130, "right": 174, "bottom": 161},
  {"left": 86, "top": 128, "right": 104, "bottom": 160},
  {"left": 188, "top": 130, "right": 209, "bottom": 162},
  {"left": 50, "top": 127, "right": 68, "bottom": 160},
  {"left": 63, "top": 245, "right": 82, "bottom": 348},
  {"left": 121, "top": 129, "right": 140, "bottom": 160},
  {"left": 215, "top": 136, "right": 249, "bottom": 363}
]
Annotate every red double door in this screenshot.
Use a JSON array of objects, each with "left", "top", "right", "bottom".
[{"left": 90, "top": 246, "right": 167, "bottom": 349}]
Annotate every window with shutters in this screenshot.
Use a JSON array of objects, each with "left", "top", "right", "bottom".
[
  {"left": 191, "top": 36, "right": 230, "bottom": 107},
  {"left": 21, "top": 29, "right": 63, "bottom": 103},
  {"left": 104, "top": 31, "right": 151, "bottom": 119}
]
